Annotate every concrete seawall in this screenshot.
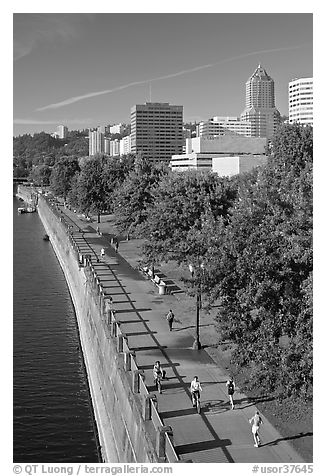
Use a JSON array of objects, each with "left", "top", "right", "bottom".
[{"left": 36, "top": 195, "right": 162, "bottom": 463}]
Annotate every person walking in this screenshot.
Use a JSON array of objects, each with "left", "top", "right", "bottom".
[
  {"left": 166, "top": 309, "right": 174, "bottom": 331},
  {"left": 115, "top": 240, "right": 119, "bottom": 253},
  {"left": 226, "top": 376, "right": 235, "bottom": 410},
  {"left": 249, "top": 411, "right": 263, "bottom": 447},
  {"left": 190, "top": 376, "right": 203, "bottom": 407},
  {"left": 101, "top": 247, "right": 105, "bottom": 258},
  {"left": 153, "top": 361, "right": 164, "bottom": 393}
]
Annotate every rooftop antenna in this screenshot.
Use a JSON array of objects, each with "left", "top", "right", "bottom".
[{"left": 149, "top": 81, "right": 152, "bottom": 102}]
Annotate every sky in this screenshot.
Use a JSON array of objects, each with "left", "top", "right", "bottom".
[{"left": 13, "top": 11, "right": 313, "bottom": 136}]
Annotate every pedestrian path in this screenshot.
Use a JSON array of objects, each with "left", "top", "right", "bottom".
[{"left": 59, "top": 206, "right": 306, "bottom": 463}]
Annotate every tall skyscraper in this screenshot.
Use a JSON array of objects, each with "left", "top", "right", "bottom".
[
  {"left": 130, "top": 102, "right": 183, "bottom": 162},
  {"left": 288, "top": 77, "right": 313, "bottom": 127},
  {"left": 240, "top": 65, "right": 280, "bottom": 139}
]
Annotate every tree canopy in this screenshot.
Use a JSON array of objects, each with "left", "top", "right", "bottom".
[
  {"left": 113, "top": 158, "right": 168, "bottom": 237},
  {"left": 141, "top": 170, "right": 238, "bottom": 265},
  {"left": 50, "top": 156, "right": 80, "bottom": 200},
  {"left": 204, "top": 124, "right": 313, "bottom": 400}
]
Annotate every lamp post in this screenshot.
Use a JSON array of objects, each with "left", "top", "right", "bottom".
[{"left": 189, "top": 262, "right": 204, "bottom": 350}]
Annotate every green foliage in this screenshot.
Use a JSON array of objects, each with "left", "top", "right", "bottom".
[
  {"left": 141, "top": 170, "right": 237, "bottom": 265},
  {"left": 101, "top": 155, "right": 135, "bottom": 213},
  {"left": 113, "top": 158, "right": 168, "bottom": 236},
  {"left": 75, "top": 156, "right": 108, "bottom": 218},
  {"left": 13, "top": 130, "right": 89, "bottom": 175},
  {"left": 50, "top": 156, "right": 80, "bottom": 200},
  {"left": 205, "top": 124, "right": 312, "bottom": 400},
  {"left": 28, "top": 164, "right": 52, "bottom": 186}
]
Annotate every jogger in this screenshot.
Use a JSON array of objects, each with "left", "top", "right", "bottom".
[
  {"left": 249, "top": 411, "right": 263, "bottom": 447},
  {"left": 226, "top": 376, "right": 235, "bottom": 409}
]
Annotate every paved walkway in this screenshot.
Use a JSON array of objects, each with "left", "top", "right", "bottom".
[{"left": 59, "top": 206, "right": 305, "bottom": 463}]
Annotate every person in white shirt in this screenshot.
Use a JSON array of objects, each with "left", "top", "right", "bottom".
[
  {"left": 249, "top": 411, "right": 263, "bottom": 447},
  {"left": 153, "top": 361, "right": 164, "bottom": 393},
  {"left": 190, "top": 376, "right": 202, "bottom": 406}
]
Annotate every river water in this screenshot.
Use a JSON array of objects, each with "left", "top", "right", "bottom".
[{"left": 13, "top": 197, "right": 101, "bottom": 462}]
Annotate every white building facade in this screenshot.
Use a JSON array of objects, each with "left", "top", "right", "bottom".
[
  {"left": 212, "top": 155, "right": 267, "bottom": 177},
  {"left": 288, "top": 77, "right": 313, "bottom": 126},
  {"left": 89, "top": 128, "right": 104, "bottom": 156},
  {"left": 119, "top": 135, "right": 131, "bottom": 155},
  {"left": 170, "top": 136, "right": 267, "bottom": 175},
  {"left": 110, "top": 139, "right": 120, "bottom": 157},
  {"left": 57, "top": 125, "right": 68, "bottom": 139},
  {"left": 198, "top": 116, "right": 252, "bottom": 138}
]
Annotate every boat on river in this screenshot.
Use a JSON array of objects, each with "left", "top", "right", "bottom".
[{"left": 18, "top": 206, "right": 36, "bottom": 214}]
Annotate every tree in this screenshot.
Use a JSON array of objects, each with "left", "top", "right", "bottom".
[
  {"left": 75, "top": 155, "right": 109, "bottom": 222},
  {"left": 141, "top": 170, "right": 237, "bottom": 265},
  {"left": 50, "top": 156, "right": 80, "bottom": 200},
  {"left": 113, "top": 158, "right": 168, "bottom": 237},
  {"left": 205, "top": 124, "right": 312, "bottom": 400},
  {"left": 101, "top": 154, "right": 135, "bottom": 213},
  {"left": 28, "top": 164, "right": 52, "bottom": 186}
]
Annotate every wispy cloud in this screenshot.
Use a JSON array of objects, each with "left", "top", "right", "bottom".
[
  {"left": 13, "top": 14, "right": 94, "bottom": 61},
  {"left": 36, "top": 44, "right": 309, "bottom": 112},
  {"left": 14, "top": 117, "right": 94, "bottom": 125}
]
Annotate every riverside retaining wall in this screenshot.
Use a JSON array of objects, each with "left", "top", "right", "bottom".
[{"left": 36, "top": 195, "right": 176, "bottom": 463}]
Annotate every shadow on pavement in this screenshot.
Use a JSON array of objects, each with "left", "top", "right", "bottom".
[
  {"left": 235, "top": 395, "right": 276, "bottom": 408},
  {"left": 261, "top": 432, "right": 313, "bottom": 448},
  {"left": 160, "top": 407, "right": 204, "bottom": 419},
  {"left": 176, "top": 438, "right": 232, "bottom": 455}
]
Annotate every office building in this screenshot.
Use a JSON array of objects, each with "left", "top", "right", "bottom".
[
  {"left": 57, "top": 125, "right": 68, "bottom": 139},
  {"left": 98, "top": 125, "right": 108, "bottom": 135},
  {"left": 130, "top": 102, "right": 183, "bottom": 162},
  {"left": 240, "top": 65, "right": 280, "bottom": 139},
  {"left": 104, "top": 138, "right": 110, "bottom": 154},
  {"left": 89, "top": 128, "right": 104, "bottom": 156},
  {"left": 110, "top": 139, "right": 120, "bottom": 157},
  {"left": 120, "top": 135, "right": 131, "bottom": 155},
  {"left": 170, "top": 136, "right": 267, "bottom": 173},
  {"left": 212, "top": 155, "right": 268, "bottom": 177},
  {"left": 288, "top": 77, "right": 313, "bottom": 126},
  {"left": 198, "top": 116, "right": 252, "bottom": 138}
]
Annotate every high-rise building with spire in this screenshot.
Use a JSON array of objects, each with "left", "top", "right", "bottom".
[{"left": 240, "top": 65, "right": 280, "bottom": 139}]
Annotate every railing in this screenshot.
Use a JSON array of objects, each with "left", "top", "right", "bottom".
[
  {"left": 165, "top": 433, "right": 179, "bottom": 463},
  {"left": 151, "top": 399, "right": 163, "bottom": 430}
]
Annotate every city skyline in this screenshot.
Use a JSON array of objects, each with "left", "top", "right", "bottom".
[{"left": 13, "top": 13, "right": 313, "bottom": 136}]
